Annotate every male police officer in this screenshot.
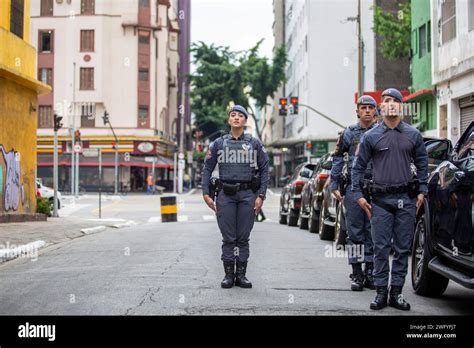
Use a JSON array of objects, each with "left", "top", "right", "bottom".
[
  {"left": 330, "top": 95, "right": 378, "bottom": 291},
  {"left": 352, "top": 88, "right": 428, "bottom": 311},
  {"left": 202, "top": 105, "right": 269, "bottom": 289}
]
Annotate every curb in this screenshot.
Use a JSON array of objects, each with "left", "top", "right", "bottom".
[
  {"left": 0, "top": 240, "right": 46, "bottom": 263},
  {"left": 80, "top": 226, "right": 107, "bottom": 234},
  {"left": 110, "top": 220, "right": 137, "bottom": 229}
]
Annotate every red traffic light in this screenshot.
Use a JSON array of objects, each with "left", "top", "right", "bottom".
[
  {"left": 74, "top": 130, "right": 81, "bottom": 137},
  {"left": 291, "top": 97, "right": 298, "bottom": 105},
  {"left": 279, "top": 98, "right": 287, "bottom": 106},
  {"left": 306, "top": 142, "right": 312, "bottom": 150}
]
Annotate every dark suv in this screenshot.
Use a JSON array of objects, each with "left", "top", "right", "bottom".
[
  {"left": 279, "top": 162, "right": 317, "bottom": 226},
  {"left": 299, "top": 153, "right": 333, "bottom": 232},
  {"left": 412, "top": 122, "right": 474, "bottom": 296}
]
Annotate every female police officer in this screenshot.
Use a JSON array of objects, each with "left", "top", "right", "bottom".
[{"left": 201, "top": 105, "right": 269, "bottom": 288}]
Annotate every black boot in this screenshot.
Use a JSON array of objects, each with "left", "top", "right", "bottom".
[
  {"left": 221, "top": 261, "right": 235, "bottom": 289},
  {"left": 388, "top": 286, "right": 411, "bottom": 311},
  {"left": 370, "top": 286, "right": 388, "bottom": 310},
  {"left": 350, "top": 263, "right": 364, "bottom": 291},
  {"left": 235, "top": 261, "right": 252, "bottom": 288},
  {"left": 363, "top": 262, "right": 375, "bottom": 289}
]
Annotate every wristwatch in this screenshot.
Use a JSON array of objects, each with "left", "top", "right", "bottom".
[{"left": 258, "top": 193, "right": 266, "bottom": 200}]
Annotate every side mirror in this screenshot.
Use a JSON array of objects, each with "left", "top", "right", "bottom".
[
  {"left": 321, "top": 161, "right": 332, "bottom": 170},
  {"left": 454, "top": 171, "right": 466, "bottom": 182}
]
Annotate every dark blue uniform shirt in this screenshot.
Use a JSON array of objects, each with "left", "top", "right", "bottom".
[{"left": 351, "top": 121, "right": 428, "bottom": 201}]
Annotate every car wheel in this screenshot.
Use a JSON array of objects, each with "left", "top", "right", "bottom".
[
  {"left": 334, "top": 203, "right": 347, "bottom": 245},
  {"left": 319, "top": 201, "right": 334, "bottom": 240},
  {"left": 288, "top": 208, "right": 299, "bottom": 227},
  {"left": 279, "top": 206, "right": 287, "bottom": 225},
  {"left": 308, "top": 198, "right": 319, "bottom": 233},
  {"left": 411, "top": 214, "right": 449, "bottom": 297}
]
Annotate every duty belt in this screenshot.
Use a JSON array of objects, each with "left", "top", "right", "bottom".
[
  {"left": 220, "top": 181, "right": 253, "bottom": 191},
  {"left": 370, "top": 184, "right": 409, "bottom": 194}
]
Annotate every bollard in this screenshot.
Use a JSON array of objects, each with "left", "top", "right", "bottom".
[{"left": 160, "top": 195, "right": 178, "bottom": 222}]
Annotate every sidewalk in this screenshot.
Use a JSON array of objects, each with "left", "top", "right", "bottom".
[{"left": 0, "top": 217, "right": 112, "bottom": 263}]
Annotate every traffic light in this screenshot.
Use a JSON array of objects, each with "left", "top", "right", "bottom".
[
  {"left": 102, "top": 111, "right": 110, "bottom": 125},
  {"left": 53, "top": 114, "right": 63, "bottom": 132},
  {"left": 290, "top": 97, "right": 299, "bottom": 114},
  {"left": 279, "top": 98, "right": 287, "bottom": 116},
  {"left": 111, "top": 141, "right": 117, "bottom": 150},
  {"left": 74, "top": 130, "right": 81, "bottom": 143},
  {"left": 306, "top": 141, "right": 313, "bottom": 150}
]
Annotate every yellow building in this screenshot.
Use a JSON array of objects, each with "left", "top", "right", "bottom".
[{"left": 0, "top": 0, "right": 51, "bottom": 220}]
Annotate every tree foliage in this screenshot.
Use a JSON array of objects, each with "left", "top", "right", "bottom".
[
  {"left": 373, "top": 1, "right": 411, "bottom": 60},
  {"left": 189, "top": 40, "right": 287, "bottom": 141}
]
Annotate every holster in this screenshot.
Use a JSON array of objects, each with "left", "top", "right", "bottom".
[
  {"left": 362, "top": 179, "right": 373, "bottom": 203},
  {"left": 209, "top": 177, "right": 221, "bottom": 199},
  {"left": 251, "top": 173, "right": 261, "bottom": 193},
  {"left": 407, "top": 179, "right": 420, "bottom": 199}
]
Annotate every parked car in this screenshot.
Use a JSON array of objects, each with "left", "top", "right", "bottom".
[
  {"left": 319, "top": 172, "right": 347, "bottom": 244},
  {"left": 298, "top": 153, "right": 333, "bottom": 232},
  {"left": 279, "top": 162, "right": 317, "bottom": 226},
  {"left": 36, "top": 179, "right": 62, "bottom": 210},
  {"left": 411, "top": 121, "right": 474, "bottom": 296}
]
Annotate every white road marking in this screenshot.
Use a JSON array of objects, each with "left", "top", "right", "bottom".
[{"left": 202, "top": 215, "right": 216, "bottom": 221}]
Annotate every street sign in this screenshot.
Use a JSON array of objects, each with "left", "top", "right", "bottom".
[
  {"left": 273, "top": 155, "right": 281, "bottom": 166},
  {"left": 145, "top": 156, "right": 158, "bottom": 163},
  {"left": 178, "top": 153, "right": 185, "bottom": 160},
  {"left": 187, "top": 152, "right": 193, "bottom": 164},
  {"left": 178, "top": 159, "right": 185, "bottom": 170},
  {"left": 82, "top": 148, "right": 99, "bottom": 157},
  {"left": 73, "top": 144, "right": 82, "bottom": 153}
]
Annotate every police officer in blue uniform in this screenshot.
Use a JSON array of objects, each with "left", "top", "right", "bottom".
[
  {"left": 202, "top": 105, "right": 269, "bottom": 289},
  {"left": 352, "top": 88, "right": 428, "bottom": 311},
  {"left": 330, "top": 95, "right": 378, "bottom": 291}
]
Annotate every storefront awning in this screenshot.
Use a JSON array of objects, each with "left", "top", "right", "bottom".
[
  {"left": 37, "top": 154, "right": 175, "bottom": 169},
  {"left": 403, "top": 89, "right": 433, "bottom": 102}
]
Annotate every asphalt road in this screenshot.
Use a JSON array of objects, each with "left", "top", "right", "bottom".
[{"left": 0, "top": 189, "right": 473, "bottom": 315}]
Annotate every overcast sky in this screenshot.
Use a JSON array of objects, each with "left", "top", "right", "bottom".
[{"left": 191, "top": 0, "right": 275, "bottom": 60}]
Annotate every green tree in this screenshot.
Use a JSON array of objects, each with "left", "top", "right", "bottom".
[
  {"left": 190, "top": 41, "right": 287, "bottom": 141},
  {"left": 373, "top": 1, "right": 411, "bottom": 60}
]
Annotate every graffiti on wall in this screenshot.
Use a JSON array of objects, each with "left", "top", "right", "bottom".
[{"left": 0, "top": 145, "right": 25, "bottom": 211}]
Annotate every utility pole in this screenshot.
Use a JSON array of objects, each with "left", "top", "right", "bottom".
[
  {"left": 357, "top": 0, "right": 363, "bottom": 99},
  {"left": 346, "top": 0, "right": 364, "bottom": 99},
  {"left": 178, "top": 82, "right": 185, "bottom": 194},
  {"left": 102, "top": 111, "right": 119, "bottom": 194},
  {"left": 71, "top": 62, "right": 76, "bottom": 196},
  {"left": 53, "top": 114, "right": 63, "bottom": 217}
]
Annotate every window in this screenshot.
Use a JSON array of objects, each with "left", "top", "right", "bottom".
[
  {"left": 80, "top": 30, "right": 94, "bottom": 52},
  {"left": 10, "top": 0, "right": 24, "bottom": 39},
  {"left": 81, "top": 104, "right": 95, "bottom": 127},
  {"left": 40, "top": 0, "right": 53, "bottom": 16},
  {"left": 38, "top": 106, "right": 53, "bottom": 128},
  {"left": 39, "top": 31, "right": 53, "bottom": 52},
  {"left": 38, "top": 68, "right": 53, "bottom": 86},
  {"left": 80, "top": 68, "right": 94, "bottom": 90},
  {"left": 469, "top": 0, "right": 474, "bottom": 31},
  {"left": 427, "top": 21, "right": 431, "bottom": 52},
  {"left": 139, "top": 69, "right": 149, "bottom": 81},
  {"left": 81, "top": 0, "right": 94, "bottom": 14},
  {"left": 441, "top": 0, "right": 456, "bottom": 43},
  {"left": 139, "top": 0, "right": 149, "bottom": 7},
  {"left": 419, "top": 24, "right": 427, "bottom": 58},
  {"left": 138, "top": 106, "right": 148, "bottom": 126},
  {"left": 138, "top": 31, "right": 150, "bottom": 44}
]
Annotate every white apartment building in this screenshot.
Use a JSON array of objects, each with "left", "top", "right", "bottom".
[
  {"left": 279, "top": 0, "right": 376, "bottom": 166},
  {"left": 432, "top": 0, "right": 474, "bottom": 143},
  {"left": 31, "top": 0, "right": 181, "bottom": 192}
]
